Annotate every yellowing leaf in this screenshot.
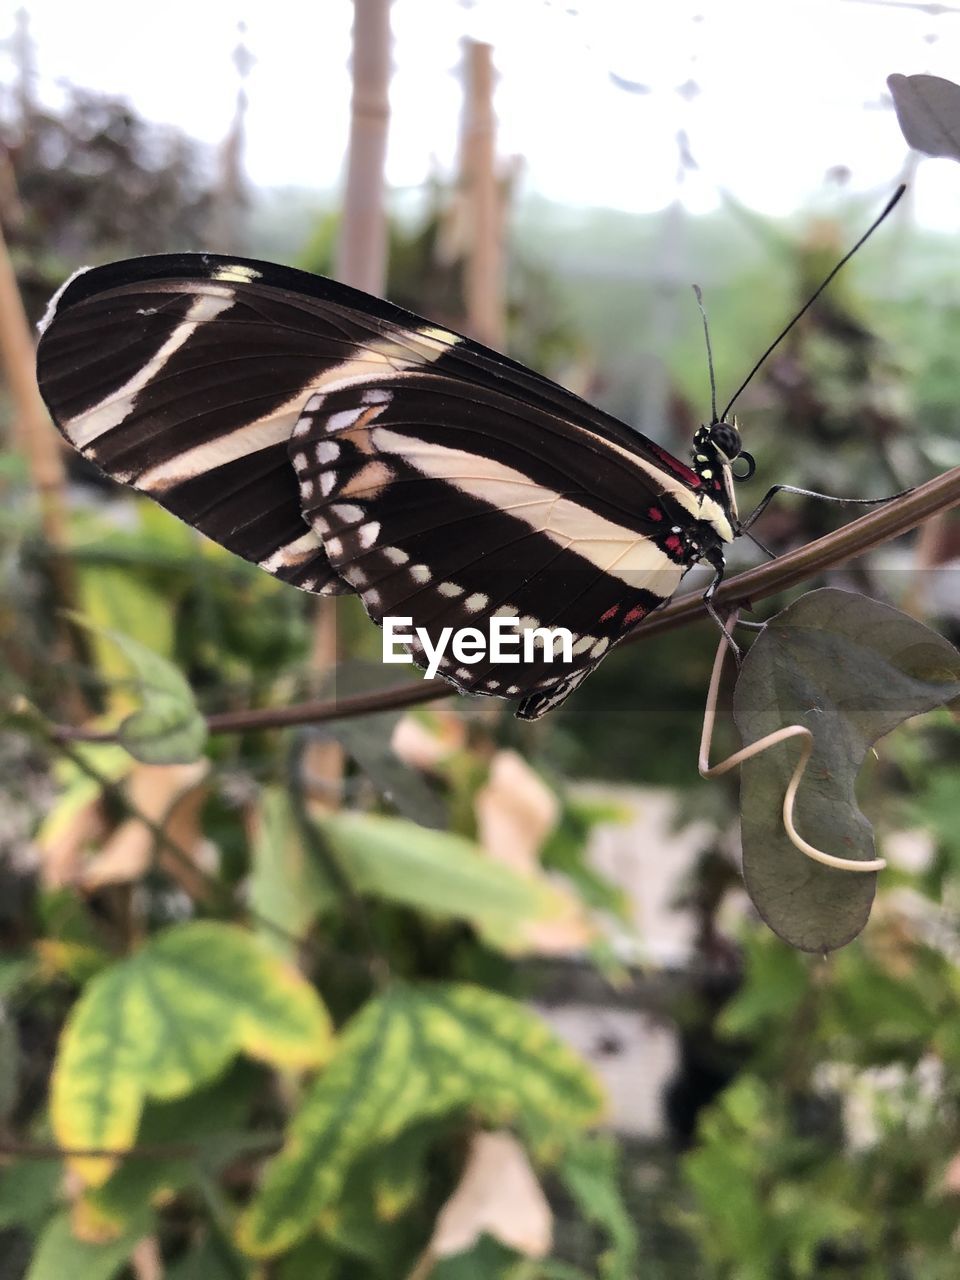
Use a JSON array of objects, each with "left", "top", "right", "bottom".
[
  {"left": 52, "top": 922, "right": 333, "bottom": 1187},
  {"left": 69, "top": 616, "right": 207, "bottom": 765},
  {"left": 426, "top": 1130, "right": 553, "bottom": 1261},
  {"left": 75, "top": 565, "right": 176, "bottom": 719},
  {"left": 238, "top": 983, "right": 603, "bottom": 1257}
]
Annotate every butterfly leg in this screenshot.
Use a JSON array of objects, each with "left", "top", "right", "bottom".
[
  {"left": 739, "top": 483, "right": 912, "bottom": 534},
  {"left": 701, "top": 549, "right": 742, "bottom": 664}
]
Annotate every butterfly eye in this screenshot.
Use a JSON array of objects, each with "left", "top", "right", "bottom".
[{"left": 708, "top": 422, "right": 742, "bottom": 462}]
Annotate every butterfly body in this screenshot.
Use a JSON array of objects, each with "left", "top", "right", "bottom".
[{"left": 36, "top": 254, "right": 746, "bottom": 719}]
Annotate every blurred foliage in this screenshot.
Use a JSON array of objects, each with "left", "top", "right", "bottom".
[
  {"left": 0, "top": 66, "right": 959, "bottom": 1280},
  {"left": 1, "top": 85, "right": 214, "bottom": 309}
]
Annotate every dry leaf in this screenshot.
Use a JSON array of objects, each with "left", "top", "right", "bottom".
[
  {"left": 420, "top": 1130, "right": 552, "bottom": 1268},
  {"left": 522, "top": 888, "right": 597, "bottom": 954},
  {"left": 131, "top": 1237, "right": 163, "bottom": 1280},
  {"left": 80, "top": 761, "right": 209, "bottom": 892},
  {"left": 476, "top": 751, "right": 594, "bottom": 955},
  {"left": 40, "top": 795, "right": 107, "bottom": 889},
  {"left": 475, "top": 750, "right": 558, "bottom": 875},
  {"left": 391, "top": 709, "right": 466, "bottom": 772},
  {"left": 942, "top": 1150, "right": 960, "bottom": 1196}
]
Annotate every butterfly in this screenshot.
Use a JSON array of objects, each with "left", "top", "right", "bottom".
[{"left": 32, "top": 254, "right": 782, "bottom": 720}]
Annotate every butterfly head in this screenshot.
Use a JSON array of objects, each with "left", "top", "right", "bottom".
[
  {"left": 693, "top": 419, "right": 756, "bottom": 473},
  {"left": 692, "top": 418, "right": 756, "bottom": 529}
]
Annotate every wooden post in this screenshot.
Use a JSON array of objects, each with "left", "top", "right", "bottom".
[
  {"left": 0, "top": 224, "right": 69, "bottom": 553},
  {"left": 335, "top": 0, "right": 392, "bottom": 296},
  {"left": 461, "top": 41, "right": 505, "bottom": 351},
  {"left": 308, "top": 0, "right": 394, "bottom": 803}
]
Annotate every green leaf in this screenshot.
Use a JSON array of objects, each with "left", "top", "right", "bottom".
[
  {"left": 0, "top": 1158, "right": 62, "bottom": 1236},
  {"left": 557, "top": 1135, "right": 638, "bottom": 1280},
  {"left": 0, "top": 955, "right": 33, "bottom": 1001},
  {"left": 249, "top": 787, "right": 339, "bottom": 961},
  {"left": 275, "top": 1236, "right": 342, "bottom": 1280},
  {"left": 238, "top": 983, "right": 603, "bottom": 1257},
  {"left": 0, "top": 1012, "right": 19, "bottom": 1123},
  {"left": 430, "top": 1235, "right": 528, "bottom": 1279},
  {"left": 85, "top": 1063, "right": 261, "bottom": 1232},
  {"left": 166, "top": 1235, "right": 254, "bottom": 1280},
  {"left": 69, "top": 616, "right": 206, "bottom": 764},
  {"left": 734, "top": 589, "right": 960, "bottom": 951},
  {"left": 52, "top": 922, "right": 332, "bottom": 1188},
  {"left": 540, "top": 797, "right": 631, "bottom": 920},
  {"left": 26, "top": 1209, "right": 150, "bottom": 1280},
  {"left": 317, "top": 811, "right": 559, "bottom": 951},
  {"left": 718, "top": 933, "right": 809, "bottom": 1040}
]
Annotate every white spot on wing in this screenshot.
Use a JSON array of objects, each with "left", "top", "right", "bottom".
[
  {"left": 331, "top": 503, "right": 363, "bottom": 524},
  {"left": 327, "top": 408, "right": 365, "bottom": 433},
  {"left": 359, "top": 522, "right": 380, "bottom": 548},
  {"left": 259, "top": 531, "right": 322, "bottom": 572},
  {"left": 465, "top": 592, "right": 488, "bottom": 613},
  {"left": 410, "top": 564, "right": 431, "bottom": 583}
]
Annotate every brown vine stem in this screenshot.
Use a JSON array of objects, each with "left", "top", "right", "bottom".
[
  {"left": 49, "top": 465, "right": 960, "bottom": 743},
  {"left": 0, "top": 1135, "right": 281, "bottom": 1161}
]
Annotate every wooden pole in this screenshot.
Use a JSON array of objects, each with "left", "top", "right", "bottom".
[
  {"left": 335, "top": 0, "right": 392, "bottom": 296},
  {"left": 0, "top": 224, "right": 69, "bottom": 552},
  {"left": 461, "top": 41, "right": 505, "bottom": 351},
  {"left": 308, "top": 0, "right": 394, "bottom": 804}
]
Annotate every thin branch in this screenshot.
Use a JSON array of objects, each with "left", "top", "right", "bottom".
[
  {"left": 48, "top": 465, "right": 960, "bottom": 742},
  {"left": 0, "top": 1134, "right": 281, "bottom": 1162}
]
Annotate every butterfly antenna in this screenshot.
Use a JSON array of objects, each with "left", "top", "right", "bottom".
[
  {"left": 719, "top": 183, "right": 907, "bottom": 422},
  {"left": 692, "top": 284, "right": 719, "bottom": 423}
]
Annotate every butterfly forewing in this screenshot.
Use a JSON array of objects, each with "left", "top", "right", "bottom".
[{"left": 36, "top": 253, "right": 735, "bottom": 718}]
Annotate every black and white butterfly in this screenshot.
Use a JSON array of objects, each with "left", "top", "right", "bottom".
[{"left": 33, "top": 241, "right": 882, "bottom": 720}]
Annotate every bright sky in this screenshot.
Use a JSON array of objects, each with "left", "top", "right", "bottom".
[{"left": 3, "top": 0, "right": 960, "bottom": 225}]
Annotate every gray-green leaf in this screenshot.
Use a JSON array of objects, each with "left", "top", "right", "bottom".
[
  {"left": 734, "top": 589, "right": 960, "bottom": 951},
  {"left": 888, "top": 73, "right": 960, "bottom": 161}
]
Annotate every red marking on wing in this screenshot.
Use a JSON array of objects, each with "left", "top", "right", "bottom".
[
  {"left": 665, "top": 534, "right": 683, "bottom": 554},
  {"left": 599, "top": 605, "right": 619, "bottom": 623},
  {"left": 623, "top": 604, "right": 647, "bottom": 626},
  {"left": 647, "top": 506, "right": 663, "bottom": 521},
  {"left": 645, "top": 440, "right": 701, "bottom": 488}
]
